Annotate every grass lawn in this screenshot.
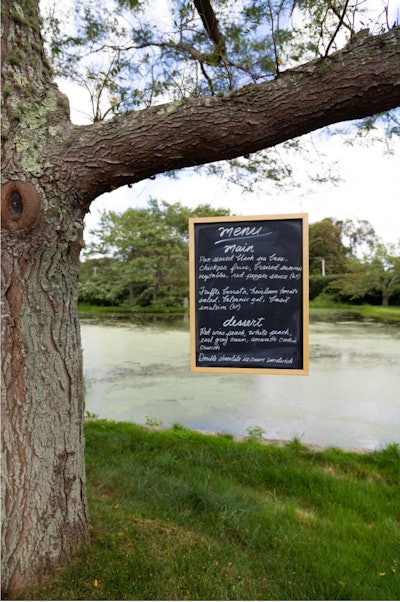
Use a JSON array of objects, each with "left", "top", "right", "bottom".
[
  {"left": 24, "top": 421, "right": 400, "bottom": 601},
  {"left": 308, "top": 301, "right": 400, "bottom": 323}
]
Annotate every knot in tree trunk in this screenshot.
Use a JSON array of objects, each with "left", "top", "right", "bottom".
[{"left": 1, "top": 181, "right": 42, "bottom": 234}]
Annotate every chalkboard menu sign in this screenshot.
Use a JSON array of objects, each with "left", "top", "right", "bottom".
[{"left": 189, "top": 214, "right": 309, "bottom": 374}]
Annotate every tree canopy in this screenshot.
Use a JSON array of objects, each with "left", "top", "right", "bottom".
[
  {"left": 3, "top": 0, "right": 400, "bottom": 206},
  {"left": 45, "top": 0, "right": 400, "bottom": 116},
  {"left": 41, "top": 0, "right": 400, "bottom": 190},
  {"left": 81, "top": 199, "right": 230, "bottom": 307},
  {"left": 330, "top": 242, "right": 400, "bottom": 306}
]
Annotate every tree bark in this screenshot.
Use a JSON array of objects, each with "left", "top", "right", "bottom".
[
  {"left": 1, "top": 212, "right": 89, "bottom": 596},
  {"left": 1, "top": 0, "right": 400, "bottom": 596},
  {"left": 1, "top": 0, "right": 89, "bottom": 596}
]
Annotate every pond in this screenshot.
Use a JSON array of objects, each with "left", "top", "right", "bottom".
[{"left": 81, "top": 316, "right": 400, "bottom": 451}]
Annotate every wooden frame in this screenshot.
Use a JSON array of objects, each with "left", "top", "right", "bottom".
[{"left": 189, "top": 214, "right": 309, "bottom": 375}]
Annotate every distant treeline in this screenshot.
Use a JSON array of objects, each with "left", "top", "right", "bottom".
[{"left": 79, "top": 200, "right": 400, "bottom": 309}]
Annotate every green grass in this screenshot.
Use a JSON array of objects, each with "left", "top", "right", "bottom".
[
  {"left": 309, "top": 300, "right": 400, "bottom": 323},
  {"left": 356, "top": 304, "right": 400, "bottom": 322},
  {"left": 78, "top": 303, "right": 133, "bottom": 314},
  {"left": 24, "top": 421, "right": 400, "bottom": 601},
  {"left": 77, "top": 303, "right": 186, "bottom": 316}
]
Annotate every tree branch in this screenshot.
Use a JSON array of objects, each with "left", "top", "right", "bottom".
[
  {"left": 325, "top": 0, "right": 351, "bottom": 56},
  {"left": 193, "top": 0, "right": 227, "bottom": 59},
  {"left": 55, "top": 27, "right": 400, "bottom": 204}
]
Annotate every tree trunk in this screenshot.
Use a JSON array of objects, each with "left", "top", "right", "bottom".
[
  {"left": 1, "top": 210, "right": 89, "bottom": 596},
  {"left": 1, "top": 0, "right": 89, "bottom": 596}
]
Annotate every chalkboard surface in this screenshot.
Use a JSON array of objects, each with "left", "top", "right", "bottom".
[{"left": 189, "top": 214, "right": 309, "bottom": 374}]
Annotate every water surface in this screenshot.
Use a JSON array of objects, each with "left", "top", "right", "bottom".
[{"left": 81, "top": 318, "right": 400, "bottom": 450}]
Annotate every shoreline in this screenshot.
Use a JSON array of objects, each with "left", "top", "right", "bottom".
[
  {"left": 85, "top": 417, "right": 376, "bottom": 454},
  {"left": 160, "top": 426, "right": 375, "bottom": 454},
  {"left": 78, "top": 304, "right": 400, "bottom": 324}
]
